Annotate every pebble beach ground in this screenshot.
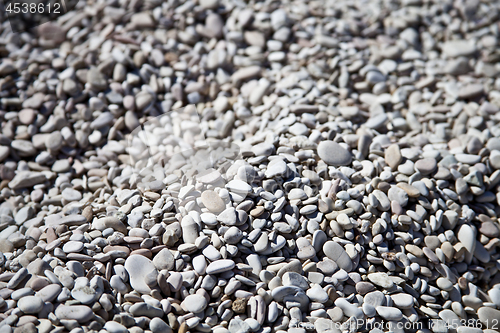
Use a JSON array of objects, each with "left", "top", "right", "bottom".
[{"left": 1, "top": 0, "right": 500, "bottom": 333}]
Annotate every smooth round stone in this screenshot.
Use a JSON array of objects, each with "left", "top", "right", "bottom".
[
  {"left": 17, "top": 296, "right": 43, "bottom": 314},
  {"left": 334, "top": 298, "right": 364, "bottom": 319},
  {"left": 455, "top": 154, "right": 481, "bottom": 164},
  {"left": 390, "top": 293, "right": 414, "bottom": 308},
  {"left": 152, "top": 249, "right": 175, "bottom": 271},
  {"left": 129, "top": 302, "right": 164, "bottom": 318},
  {"left": 62, "top": 241, "right": 84, "bottom": 253},
  {"left": 364, "top": 113, "right": 388, "bottom": 129},
  {"left": 388, "top": 186, "right": 408, "bottom": 207},
  {"left": 376, "top": 306, "right": 402, "bottom": 321},
  {"left": 457, "top": 224, "right": 476, "bottom": 253},
  {"left": 124, "top": 255, "right": 158, "bottom": 294},
  {"left": 306, "top": 284, "right": 329, "bottom": 303},
  {"left": 36, "top": 284, "right": 62, "bottom": 302},
  {"left": 385, "top": 144, "right": 402, "bottom": 169},
  {"left": 62, "top": 188, "right": 82, "bottom": 201},
  {"left": 181, "top": 215, "right": 200, "bottom": 244},
  {"left": 478, "top": 307, "right": 500, "bottom": 330},
  {"left": 363, "top": 303, "right": 377, "bottom": 317},
  {"left": 54, "top": 305, "right": 94, "bottom": 323},
  {"left": 356, "top": 282, "right": 375, "bottom": 295},
  {"left": 414, "top": 158, "right": 437, "bottom": 175},
  {"left": 104, "top": 321, "right": 128, "bottom": 333},
  {"left": 488, "top": 288, "right": 500, "bottom": 307},
  {"left": 150, "top": 317, "right": 173, "bottom": 333},
  {"left": 201, "top": 190, "right": 226, "bottom": 213},
  {"left": 226, "top": 180, "right": 252, "bottom": 194},
  {"left": 271, "top": 286, "right": 304, "bottom": 302},
  {"left": 229, "top": 318, "right": 250, "bottom": 333},
  {"left": 364, "top": 291, "right": 385, "bottom": 307},
  {"left": 183, "top": 294, "right": 208, "bottom": 313},
  {"left": 200, "top": 213, "right": 217, "bottom": 226},
  {"left": 224, "top": 227, "right": 243, "bottom": 244},
  {"left": 217, "top": 207, "right": 238, "bottom": 226},
  {"left": 480, "top": 222, "right": 500, "bottom": 238},
  {"left": 367, "top": 273, "right": 394, "bottom": 289},
  {"left": 45, "top": 131, "right": 63, "bottom": 150},
  {"left": 206, "top": 259, "right": 235, "bottom": 274},
  {"left": 265, "top": 159, "right": 288, "bottom": 178},
  {"left": 322, "top": 241, "right": 353, "bottom": 272},
  {"left": 192, "top": 255, "right": 207, "bottom": 275},
  {"left": 436, "top": 277, "right": 453, "bottom": 291},
  {"left": 282, "top": 272, "right": 309, "bottom": 290},
  {"left": 71, "top": 286, "right": 97, "bottom": 304},
  {"left": 317, "top": 141, "right": 352, "bottom": 166}
]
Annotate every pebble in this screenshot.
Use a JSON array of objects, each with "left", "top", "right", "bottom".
[
  {"left": 124, "top": 255, "right": 158, "bottom": 294},
  {"left": 317, "top": 141, "right": 352, "bottom": 166},
  {"left": 201, "top": 190, "right": 226, "bottom": 213},
  {"left": 206, "top": 259, "right": 235, "bottom": 274},
  {"left": 17, "top": 296, "right": 44, "bottom": 314},
  {"left": 0, "top": 1, "right": 498, "bottom": 332},
  {"left": 323, "top": 241, "right": 353, "bottom": 272},
  {"left": 367, "top": 273, "right": 394, "bottom": 289},
  {"left": 54, "top": 305, "right": 94, "bottom": 323},
  {"left": 182, "top": 294, "right": 208, "bottom": 313}
]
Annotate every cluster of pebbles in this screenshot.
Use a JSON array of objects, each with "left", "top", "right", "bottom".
[{"left": 2, "top": 0, "right": 500, "bottom": 333}]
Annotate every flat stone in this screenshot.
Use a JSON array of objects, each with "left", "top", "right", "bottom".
[
  {"left": 55, "top": 305, "right": 94, "bottom": 323},
  {"left": 206, "top": 259, "right": 235, "bottom": 274},
  {"left": 376, "top": 306, "right": 402, "bottom": 321},
  {"left": 265, "top": 159, "right": 288, "bottom": 178},
  {"left": 317, "top": 141, "right": 352, "bottom": 166},
  {"left": 477, "top": 307, "right": 500, "bottom": 330},
  {"left": 458, "top": 84, "right": 484, "bottom": 99},
  {"left": 201, "top": 190, "right": 225, "bottom": 213},
  {"left": 367, "top": 273, "right": 394, "bottom": 289},
  {"left": 9, "top": 172, "right": 46, "bottom": 189},
  {"left": 71, "top": 285, "right": 97, "bottom": 304},
  {"left": 385, "top": 144, "right": 402, "bottom": 169},
  {"left": 62, "top": 241, "right": 84, "bottom": 253},
  {"left": 17, "top": 296, "right": 44, "bottom": 314},
  {"left": 217, "top": 207, "right": 238, "bottom": 226},
  {"left": 149, "top": 318, "right": 173, "bottom": 333},
  {"left": 390, "top": 293, "right": 413, "bottom": 308},
  {"left": 388, "top": 186, "right": 408, "bottom": 207},
  {"left": 153, "top": 248, "right": 175, "bottom": 271},
  {"left": 129, "top": 302, "right": 164, "bottom": 318},
  {"left": 457, "top": 224, "right": 476, "bottom": 253},
  {"left": 36, "top": 284, "right": 62, "bottom": 302},
  {"left": 442, "top": 40, "right": 476, "bottom": 58},
  {"left": 124, "top": 255, "right": 158, "bottom": 294},
  {"left": 323, "top": 241, "right": 352, "bottom": 272},
  {"left": 182, "top": 294, "right": 208, "bottom": 313},
  {"left": 104, "top": 322, "right": 128, "bottom": 333},
  {"left": 415, "top": 158, "right": 437, "bottom": 175}
]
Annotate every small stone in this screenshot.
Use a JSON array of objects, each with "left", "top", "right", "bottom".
[
  {"left": 206, "top": 259, "right": 235, "bottom": 274},
  {"left": 376, "top": 306, "right": 403, "bottom": 321},
  {"left": 54, "top": 305, "right": 94, "bottom": 323},
  {"left": 182, "top": 294, "right": 207, "bottom": 313},
  {"left": 317, "top": 141, "right": 352, "bottom": 166},
  {"left": 17, "top": 296, "right": 44, "bottom": 314},
  {"left": 323, "top": 241, "right": 353, "bottom": 272},
  {"left": 124, "top": 255, "right": 158, "bottom": 294},
  {"left": 385, "top": 144, "right": 402, "bottom": 169},
  {"left": 367, "top": 273, "right": 394, "bottom": 289},
  {"left": 414, "top": 158, "right": 437, "bottom": 175},
  {"left": 201, "top": 190, "right": 226, "bottom": 213}
]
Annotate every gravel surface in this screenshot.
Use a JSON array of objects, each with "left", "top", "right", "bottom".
[{"left": 1, "top": 0, "right": 500, "bottom": 333}]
